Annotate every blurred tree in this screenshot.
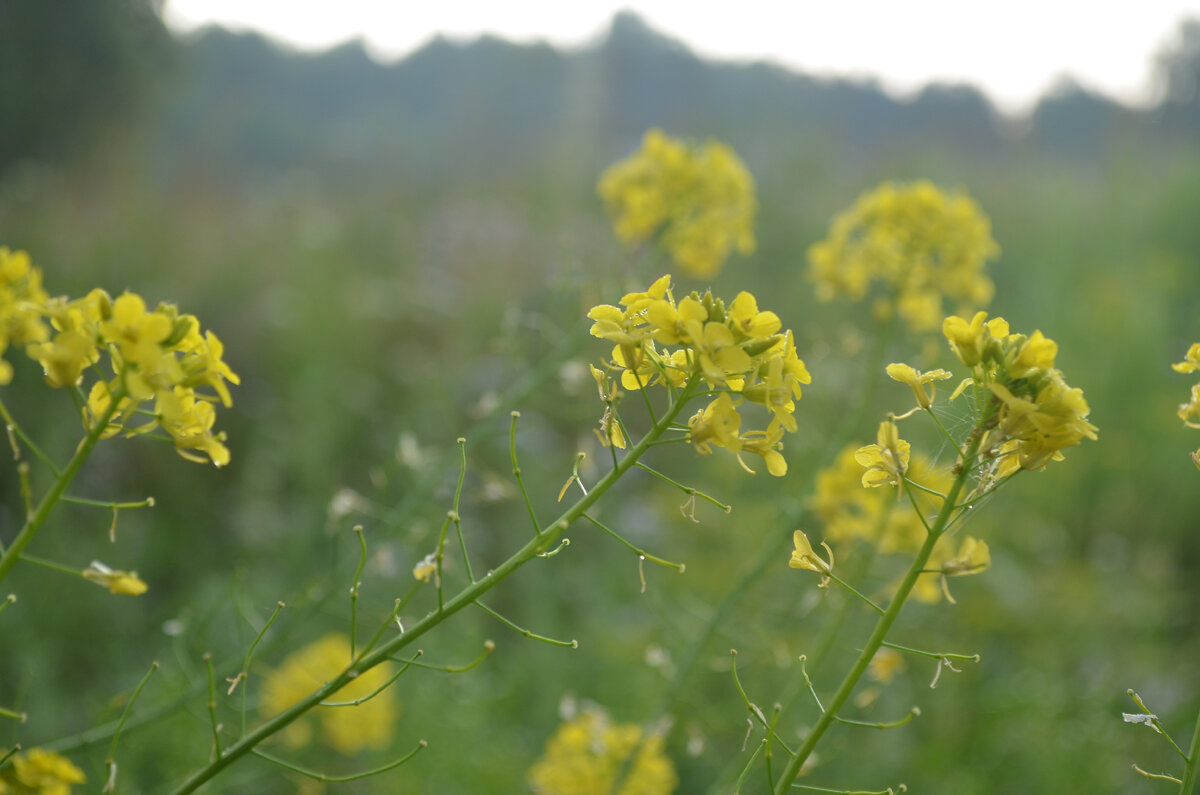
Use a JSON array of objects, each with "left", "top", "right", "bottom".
[
  {"left": 0, "top": 0, "right": 171, "bottom": 172},
  {"left": 1154, "top": 17, "right": 1200, "bottom": 140}
]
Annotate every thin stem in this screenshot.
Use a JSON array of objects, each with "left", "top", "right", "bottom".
[
  {"left": 772, "top": 432, "right": 984, "bottom": 795},
  {"left": 881, "top": 640, "right": 979, "bottom": 663},
  {"left": 322, "top": 653, "right": 420, "bottom": 706},
  {"left": 581, "top": 512, "right": 685, "bottom": 573},
  {"left": 476, "top": 601, "right": 576, "bottom": 648},
  {"left": 350, "top": 525, "right": 367, "bottom": 657},
  {"left": 0, "top": 385, "right": 124, "bottom": 585},
  {"left": 235, "top": 602, "right": 285, "bottom": 736},
  {"left": 634, "top": 462, "right": 731, "bottom": 513},
  {"left": 390, "top": 642, "right": 494, "bottom": 674},
  {"left": 252, "top": 740, "right": 426, "bottom": 782},
  {"left": 509, "top": 411, "right": 542, "bottom": 535},
  {"left": 922, "top": 405, "right": 959, "bottom": 452},
  {"left": 105, "top": 661, "right": 160, "bottom": 790},
  {"left": 169, "top": 378, "right": 699, "bottom": 794},
  {"left": 0, "top": 397, "right": 60, "bottom": 475},
  {"left": 204, "top": 654, "right": 221, "bottom": 758},
  {"left": 453, "top": 438, "right": 476, "bottom": 582},
  {"left": 823, "top": 571, "right": 885, "bottom": 615}
]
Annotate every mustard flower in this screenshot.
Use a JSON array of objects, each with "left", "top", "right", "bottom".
[
  {"left": 260, "top": 633, "right": 397, "bottom": 754},
  {"left": 528, "top": 707, "right": 678, "bottom": 795},
  {"left": 941, "top": 313, "right": 1096, "bottom": 473},
  {"left": 1172, "top": 342, "right": 1200, "bottom": 374},
  {"left": 941, "top": 536, "right": 991, "bottom": 577},
  {"left": 687, "top": 393, "right": 742, "bottom": 456},
  {"left": 855, "top": 420, "right": 910, "bottom": 488},
  {"left": 598, "top": 129, "right": 756, "bottom": 279},
  {"left": 0, "top": 246, "right": 51, "bottom": 384},
  {"left": 789, "top": 530, "right": 834, "bottom": 576},
  {"left": 885, "top": 362, "right": 952, "bottom": 409},
  {"left": 587, "top": 275, "right": 809, "bottom": 475},
  {"left": 808, "top": 181, "right": 998, "bottom": 333},
  {"left": 82, "top": 561, "right": 148, "bottom": 596},
  {"left": 1, "top": 748, "right": 86, "bottom": 794},
  {"left": 943, "top": 311, "right": 1009, "bottom": 368}
]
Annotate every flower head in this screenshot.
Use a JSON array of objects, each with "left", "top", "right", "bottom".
[
  {"left": 2, "top": 748, "right": 86, "bottom": 794},
  {"left": 261, "top": 634, "right": 397, "bottom": 754},
  {"left": 808, "top": 181, "right": 998, "bottom": 332},
  {"left": 599, "top": 129, "right": 756, "bottom": 279},
  {"left": 528, "top": 707, "right": 678, "bottom": 795}
]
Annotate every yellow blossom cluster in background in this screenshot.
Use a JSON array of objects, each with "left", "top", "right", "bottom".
[
  {"left": 807, "top": 181, "right": 999, "bottom": 333},
  {"left": 259, "top": 633, "right": 397, "bottom": 755},
  {"left": 806, "top": 445, "right": 989, "bottom": 603},
  {"left": 0, "top": 747, "right": 86, "bottom": 795},
  {"left": 0, "top": 246, "right": 238, "bottom": 466},
  {"left": 1172, "top": 342, "right": 1200, "bottom": 469},
  {"left": 598, "top": 129, "right": 756, "bottom": 279},
  {"left": 588, "top": 275, "right": 810, "bottom": 475},
  {"left": 528, "top": 708, "right": 677, "bottom": 795},
  {"left": 940, "top": 311, "right": 1097, "bottom": 475}
]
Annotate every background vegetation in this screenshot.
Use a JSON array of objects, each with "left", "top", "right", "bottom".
[{"left": 1, "top": 5, "right": 1199, "bottom": 792}]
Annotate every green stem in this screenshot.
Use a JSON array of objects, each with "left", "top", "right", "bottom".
[
  {"left": 168, "top": 379, "right": 699, "bottom": 794},
  {"left": 1181, "top": 704, "right": 1200, "bottom": 795},
  {"left": 771, "top": 432, "right": 982, "bottom": 795},
  {"left": 0, "top": 389, "right": 122, "bottom": 585}
]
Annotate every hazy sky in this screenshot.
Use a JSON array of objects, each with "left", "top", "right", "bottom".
[{"left": 164, "top": 1, "right": 1200, "bottom": 113}]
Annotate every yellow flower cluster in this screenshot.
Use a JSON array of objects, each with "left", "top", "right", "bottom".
[
  {"left": 807, "top": 181, "right": 999, "bottom": 333},
  {"left": 0, "top": 748, "right": 85, "bottom": 795},
  {"left": 1172, "top": 343, "right": 1200, "bottom": 469},
  {"left": 804, "top": 445, "right": 987, "bottom": 603},
  {"left": 941, "top": 311, "right": 1097, "bottom": 474},
  {"left": 528, "top": 708, "right": 677, "bottom": 795},
  {"left": 0, "top": 247, "right": 238, "bottom": 466},
  {"left": 598, "top": 129, "right": 757, "bottom": 279},
  {"left": 259, "top": 633, "right": 397, "bottom": 755},
  {"left": 588, "top": 275, "right": 810, "bottom": 475}
]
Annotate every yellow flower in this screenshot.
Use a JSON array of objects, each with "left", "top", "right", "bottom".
[
  {"left": 808, "top": 181, "right": 998, "bottom": 333},
  {"left": 788, "top": 530, "right": 834, "bottom": 576},
  {"left": 1172, "top": 342, "right": 1200, "bottom": 374},
  {"left": 885, "top": 362, "right": 952, "bottom": 409},
  {"left": 942, "top": 311, "right": 1009, "bottom": 368},
  {"left": 687, "top": 393, "right": 742, "bottom": 455},
  {"left": 156, "top": 386, "right": 232, "bottom": 467},
  {"left": 0, "top": 246, "right": 51, "bottom": 384},
  {"left": 854, "top": 420, "right": 910, "bottom": 488},
  {"left": 598, "top": 129, "right": 756, "bottom": 279},
  {"left": 867, "top": 647, "right": 906, "bottom": 685},
  {"left": 737, "top": 423, "right": 788, "bottom": 476},
  {"left": 528, "top": 707, "right": 678, "bottom": 795},
  {"left": 261, "top": 633, "right": 397, "bottom": 754},
  {"left": 412, "top": 553, "right": 437, "bottom": 583},
  {"left": 3, "top": 748, "right": 86, "bottom": 794},
  {"left": 82, "top": 561, "right": 148, "bottom": 595},
  {"left": 941, "top": 536, "right": 991, "bottom": 576}
]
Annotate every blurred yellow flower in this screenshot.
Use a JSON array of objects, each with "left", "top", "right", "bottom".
[
  {"left": 0, "top": 246, "right": 51, "bottom": 385},
  {"left": 528, "top": 708, "right": 677, "bottom": 795},
  {"left": 1, "top": 748, "right": 85, "bottom": 794},
  {"left": 598, "top": 129, "right": 756, "bottom": 279},
  {"left": 260, "top": 633, "right": 397, "bottom": 755},
  {"left": 808, "top": 181, "right": 998, "bottom": 333}
]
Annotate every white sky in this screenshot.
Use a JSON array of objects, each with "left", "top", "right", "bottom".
[{"left": 163, "top": 1, "right": 1200, "bottom": 114}]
